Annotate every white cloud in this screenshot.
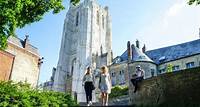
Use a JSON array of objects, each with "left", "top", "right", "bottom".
[
  {"left": 166, "top": 1, "right": 185, "bottom": 17},
  {"left": 134, "top": 0, "right": 200, "bottom": 51}
]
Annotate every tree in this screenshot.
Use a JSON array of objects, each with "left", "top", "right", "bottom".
[
  {"left": 0, "top": 0, "right": 198, "bottom": 50},
  {"left": 188, "top": 0, "right": 200, "bottom": 5},
  {"left": 70, "top": 0, "right": 80, "bottom": 5},
  {"left": 167, "top": 64, "right": 173, "bottom": 73},
  {"left": 0, "top": 0, "right": 65, "bottom": 50}
]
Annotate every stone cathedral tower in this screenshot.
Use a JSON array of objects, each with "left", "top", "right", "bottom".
[{"left": 53, "top": 0, "right": 112, "bottom": 102}]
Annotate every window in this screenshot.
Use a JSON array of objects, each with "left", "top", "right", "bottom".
[
  {"left": 67, "top": 72, "right": 70, "bottom": 77},
  {"left": 71, "top": 58, "right": 76, "bottom": 76},
  {"left": 97, "top": 11, "right": 99, "bottom": 25},
  {"left": 102, "top": 15, "right": 104, "bottom": 28},
  {"left": 151, "top": 69, "right": 155, "bottom": 77},
  {"left": 76, "top": 12, "right": 79, "bottom": 26},
  {"left": 186, "top": 62, "right": 195, "bottom": 69},
  {"left": 158, "top": 68, "right": 165, "bottom": 74},
  {"left": 119, "top": 70, "right": 124, "bottom": 75},
  {"left": 111, "top": 72, "right": 115, "bottom": 77},
  {"left": 172, "top": 65, "right": 180, "bottom": 71}
]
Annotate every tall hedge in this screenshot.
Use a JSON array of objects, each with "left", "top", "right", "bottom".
[{"left": 0, "top": 81, "right": 78, "bottom": 107}]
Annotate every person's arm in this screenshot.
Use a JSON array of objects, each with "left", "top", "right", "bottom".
[
  {"left": 98, "top": 74, "right": 101, "bottom": 89},
  {"left": 108, "top": 74, "right": 112, "bottom": 87},
  {"left": 92, "top": 73, "right": 95, "bottom": 84},
  {"left": 141, "top": 70, "right": 144, "bottom": 77},
  {"left": 82, "top": 75, "right": 86, "bottom": 86}
]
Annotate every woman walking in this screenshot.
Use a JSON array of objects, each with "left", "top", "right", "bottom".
[
  {"left": 99, "top": 66, "right": 112, "bottom": 106},
  {"left": 82, "top": 67, "right": 95, "bottom": 106}
]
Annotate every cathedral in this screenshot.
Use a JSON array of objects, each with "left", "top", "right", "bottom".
[{"left": 53, "top": 0, "right": 112, "bottom": 102}]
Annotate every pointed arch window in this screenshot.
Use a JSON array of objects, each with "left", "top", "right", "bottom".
[
  {"left": 102, "top": 15, "right": 104, "bottom": 28},
  {"left": 97, "top": 11, "right": 99, "bottom": 25},
  {"left": 76, "top": 12, "right": 79, "bottom": 26},
  {"left": 71, "top": 58, "right": 76, "bottom": 77}
]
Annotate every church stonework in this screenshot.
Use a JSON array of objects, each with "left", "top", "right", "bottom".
[{"left": 53, "top": 0, "right": 112, "bottom": 102}]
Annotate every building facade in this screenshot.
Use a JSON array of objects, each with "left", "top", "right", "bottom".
[
  {"left": 110, "top": 39, "right": 200, "bottom": 87},
  {"left": 0, "top": 50, "right": 15, "bottom": 81},
  {"left": 53, "top": 0, "right": 112, "bottom": 102},
  {"left": 0, "top": 35, "right": 42, "bottom": 87}
]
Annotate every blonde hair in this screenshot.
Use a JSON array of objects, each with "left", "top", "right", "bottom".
[{"left": 101, "top": 65, "right": 108, "bottom": 74}]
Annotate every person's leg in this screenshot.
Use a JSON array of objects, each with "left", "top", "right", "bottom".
[
  {"left": 135, "top": 77, "right": 143, "bottom": 93},
  {"left": 105, "top": 93, "right": 109, "bottom": 106},
  {"left": 101, "top": 92, "right": 105, "bottom": 106},
  {"left": 88, "top": 89, "right": 92, "bottom": 104},
  {"left": 85, "top": 83, "right": 89, "bottom": 104},
  {"left": 134, "top": 79, "right": 138, "bottom": 93},
  {"left": 131, "top": 78, "right": 136, "bottom": 86}
]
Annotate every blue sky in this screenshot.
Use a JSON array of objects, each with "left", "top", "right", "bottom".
[{"left": 16, "top": 0, "right": 200, "bottom": 83}]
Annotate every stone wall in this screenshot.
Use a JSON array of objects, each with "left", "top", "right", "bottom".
[
  {"left": 6, "top": 43, "right": 40, "bottom": 87},
  {"left": 0, "top": 50, "right": 14, "bottom": 81},
  {"left": 109, "top": 62, "right": 128, "bottom": 86},
  {"left": 129, "top": 67, "right": 200, "bottom": 106}
]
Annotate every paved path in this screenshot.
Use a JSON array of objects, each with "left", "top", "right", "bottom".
[{"left": 79, "top": 95, "right": 129, "bottom": 106}]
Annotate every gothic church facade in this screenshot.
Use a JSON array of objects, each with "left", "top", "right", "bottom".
[{"left": 53, "top": 0, "right": 112, "bottom": 102}]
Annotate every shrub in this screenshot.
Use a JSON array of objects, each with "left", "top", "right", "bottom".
[
  {"left": 0, "top": 81, "right": 78, "bottom": 107},
  {"left": 110, "top": 85, "right": 128, "bottom": 99}
]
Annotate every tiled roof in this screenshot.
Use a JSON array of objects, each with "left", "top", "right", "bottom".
[
  {"left": 131, "top": 45, "right": 153, "bottom": 62},
  {"left": 145, "top": 39, "right": 200, "bottom": 64},
  {"left": 7, "top": 36, "right": 39, "bottom": 56},
  {"left": 119, "top": 45, "right": 153, "bottom": 63},
  {"left": 8, "top": 36, "right": 24, "bottom": 48}
]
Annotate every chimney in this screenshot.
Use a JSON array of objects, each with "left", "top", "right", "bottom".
[
  {"left": 127, "top": 41, "right": 131, "bottom": 61},
  {"left": 131, "top": 44, "right": 134, "bottom": 60},
  {"left": 136, "top": 39, "right": 140, "bottom": 49},
  {"left": 142, "top": 44, "right": 146, "bottom": 53},
  {"left": 24, "top": 35, "right": 29, "bottom": 48}
]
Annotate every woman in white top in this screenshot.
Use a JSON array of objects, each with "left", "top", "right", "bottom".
[
  {"left": 99, "top": 66, "right": 112, "bottom": 106},
  {"left": 82, "top": 67, "right": 95, "bottom": 106}
]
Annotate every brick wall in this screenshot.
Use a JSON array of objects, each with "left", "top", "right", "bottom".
[{"left": 0, "top": 50, "right": 14, "bottom": 81}]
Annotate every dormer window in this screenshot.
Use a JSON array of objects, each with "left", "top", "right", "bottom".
[
  {"left": 159, "top": 56, "right": 166, "bottom": 62},
  {"left": 115, "top": 57, "right": 121, "bottom": 63}
]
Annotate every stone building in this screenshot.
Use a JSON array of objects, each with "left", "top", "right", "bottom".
[
  {"left": 41, "top": 67, "right": 56, "bottom": 91},
  {"left": 146, "top": 39, "right": 200, "bottom": 74},
  {"left": 53, "top": 0, "right": 112, "bottom": 102},
  {"left": 109, "top": 41, "right": 157, "bottom": 86},
  {"left": 0, "top": 36, "right": 42, "bottom": 87},
  {"left": 110, "top": 38, "right": 200, "bottom": 87}
]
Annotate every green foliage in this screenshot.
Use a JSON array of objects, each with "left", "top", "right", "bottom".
[
  {"left": 0, "top": 81, "right": 78, "bottom": 107},
  {"left": 0, "top": 0, "right": 65, "bottom": 50},
  {"left": 110, "top": 85, "right": 128, "bottom": 99},
  {"left": 167, "top": 64, "right": 173, "bottom": 73},
  {"left": 70, "top": 0, "right": 80, "bottom": 5},
  {"left": 188, "top": 0, "right": 200, "bottom": 5}
]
